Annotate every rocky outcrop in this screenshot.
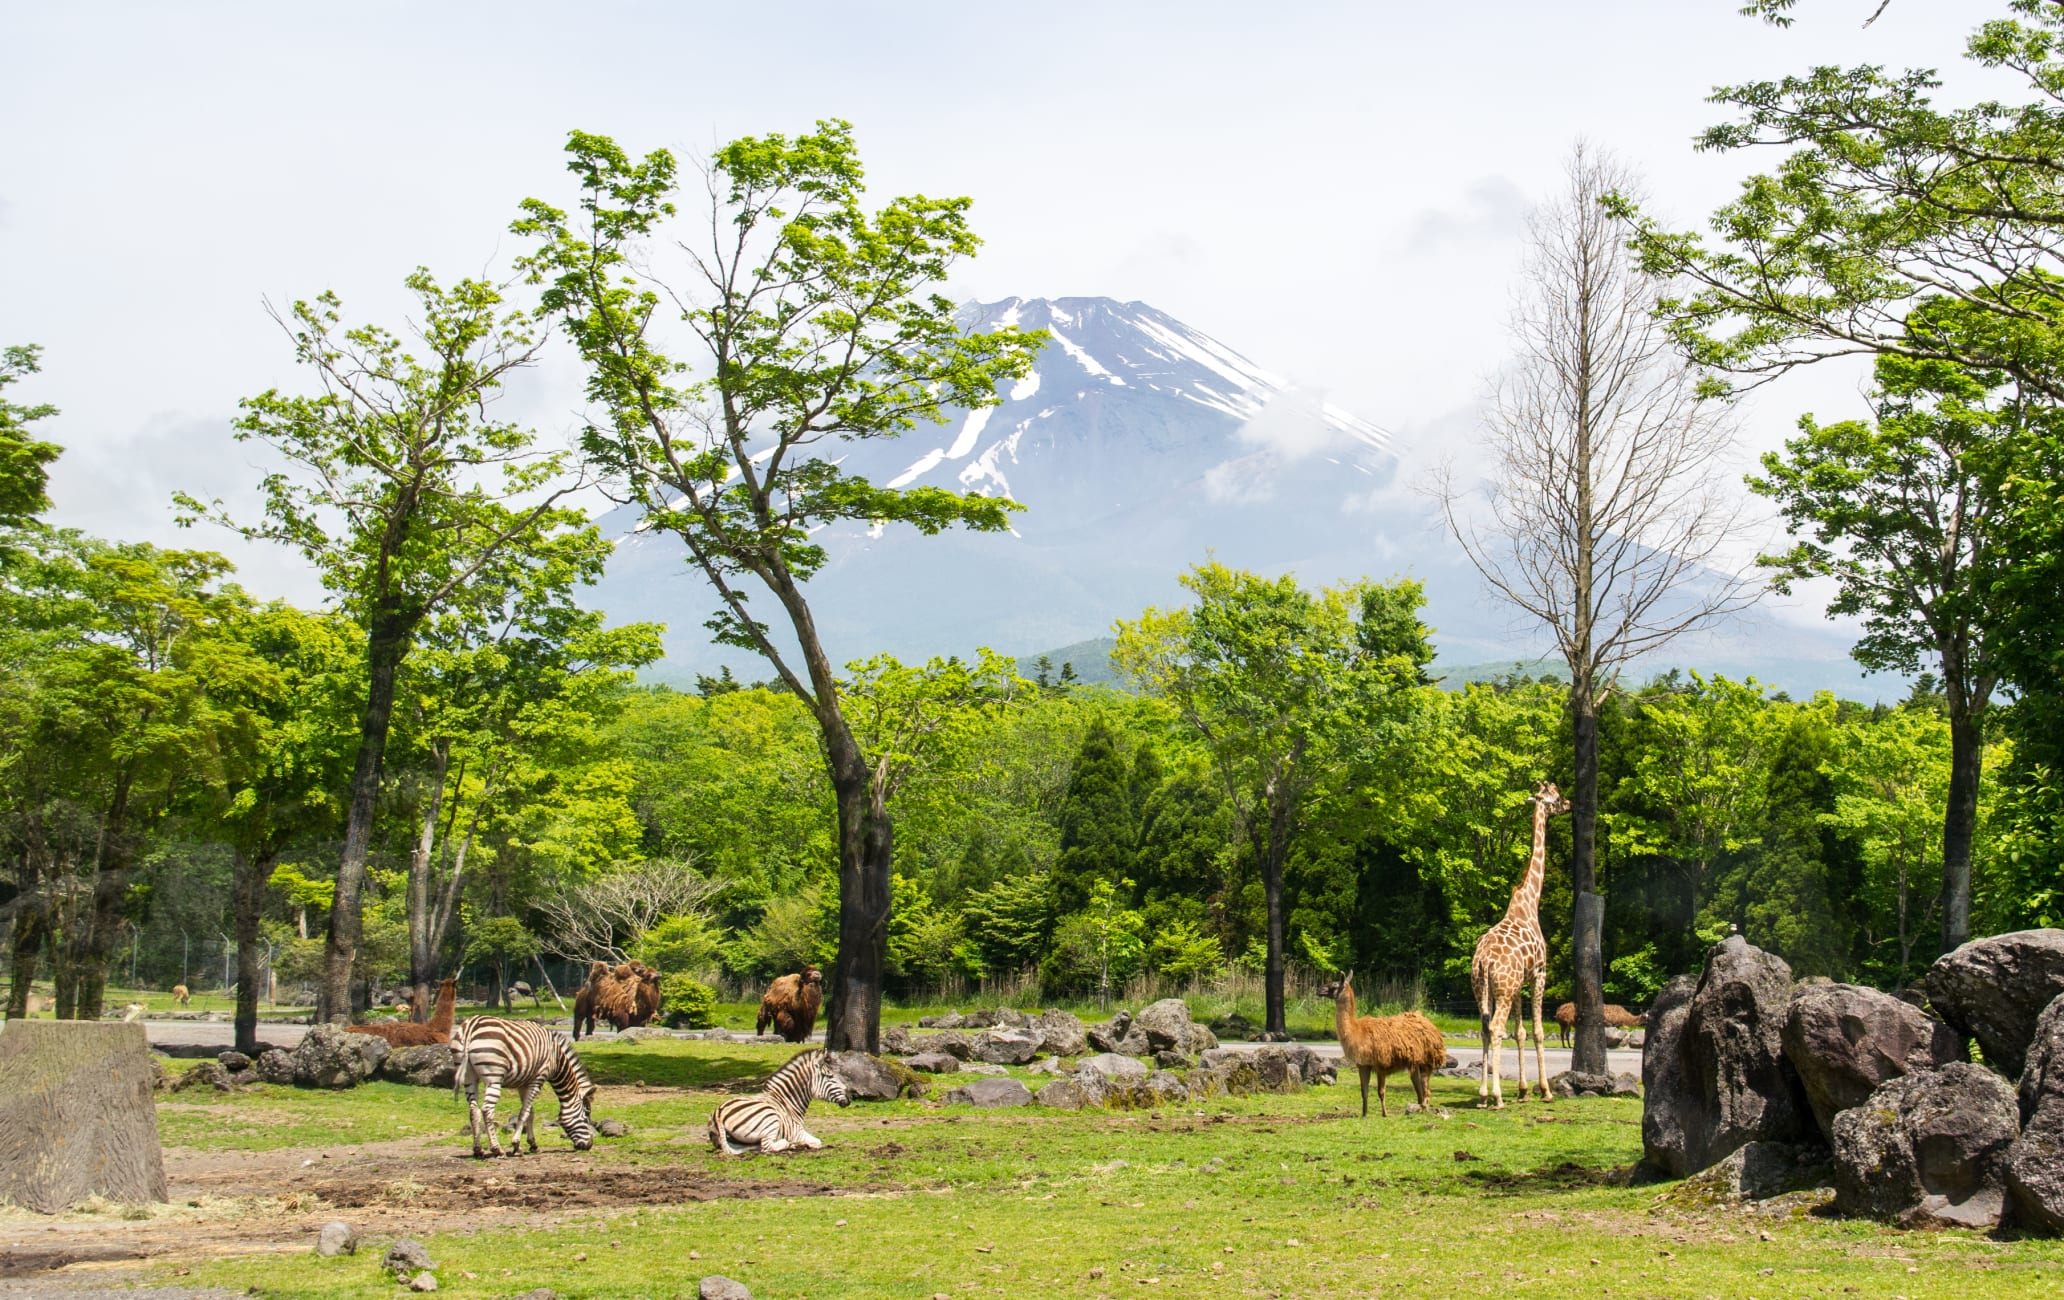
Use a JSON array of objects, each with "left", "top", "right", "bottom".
[
  {"left": 1086, "top": 1010, "right": 1151, "bottom": 1057},
  {"left": 289, "top": 1023, "right": 388, "bottom": 1089},
  {"left": 1075, "top": 1052, "right": 1149, "bottom": 1078},
  {"left": 2006, "top": 992, "right": 2064, "bottom": 1234},
  {"left": 1199, "top": 1044, "right": 1333, "bottom": 1090},
  {"left": 1548, "top": 1071, "right": 1630, "bottom": 1099},
  {"left": 171, "top": 1060, "right": 235, "bottom": 1092},
  {"left": 1782, "top": 982, "right": 1959, "bottom": 1142},
  {"left": 1832, "top": 1063, "right": 2020, "bottom": 1229},
  {"left": 941, "top": 1077, "right": 1032, "bottom": 1107},
  {"left": 1032, "top": 1009, "right": 1087, "bottom": 1057},
  {"left": 1676, "top": 1140, "right": 1832, "bottom": 1203},
  {"left": 973, "top": 1028, "right": 1039, "bottom": 1065},
  {"left": 900, "top": 1051, "right": 961, "bottom": 1074},
  {"left": 256, "top": 1048, "right": 295, "bottom": 1085},
  {"left": 1923, "top": 928, "right": 2064, "bottom": 1079},
  {"left": 1638, "top": 939, "right": 1811, "bottom": 1179},
  {"left": 827, "top": 1052, "right": 922, "bottom": 1101},
  {"left": 378, "top": 1045, "right": 458, "bottom": 1089},
  {"left": 1132, "top": 999, "right": 1217, "bottom": 1056}
]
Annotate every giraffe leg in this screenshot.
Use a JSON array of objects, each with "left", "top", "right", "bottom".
[
  {"left": 1513, "top": 1002, "right": 1529, "bottom": 1101},
  {"left": 1485, "top": 992, "right": 1511, "bottom": 1108},
  {"left": 1476, "top": 996, "right": 1493, "bottom": 1107},
  {"left": 1531, "top": 980, "right": 1551, "bottom": 1101}
]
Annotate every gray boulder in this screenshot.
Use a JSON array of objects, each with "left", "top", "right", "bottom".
[
  {"left": 595, "top": 1118, "right": 631, "bottom": 1138},
  {"left": 2005, "top": 992, "right": 2064, "bottom": 1234},
  {"left": 1184, "top": 1061, "right": 1261, "bottom": 1100},
  {"left": 256, "top": 1048, "right": 295, "bottom": 1085},
  {"left": 1033, "top": 1009, "right": 1088, "bottom": 1057},
  {"left": 1134, "top": 998, "right": 1216, "bottom": 1056},
  {"left": 1611, "top": 1071, "right": 1641, "bottom": 1096},
  {"left": 941, "top": 1077, "right": 1033, "bottom": 1108},
  {"left": 1086, "top": 1010, "right": 1150, "bottom": 1056},
  {"left": 385, "top": 1239, "right": 435, "bottom": 1275},
  {"left": 900, "top": 1052, "right": 962, "bottom": 1074},
  {"left": 379, "top": 1044, "right": 459, "bottom": 1089},
  {"left": 880, "top": 1025, "right": 917, "bottom": 1055},
  {"left": 1548, "top": 1071, "right": 1614, "bottom": 1099},
  {"left": 1638, "top": 939, "right": 1811, "bottom": 1179},
  {"left": 973, "top": 1027, "right": 1039, "bottom": 1065},
  {"left": 292, "top": 1023, "right": 387, "bottom": 1089},
  {"left": 1197, "top": 1046, "right": 1313, "bottom": 1094},
  {"left": 1034, "top": 1078, "right": 1094, "bottom": 1110},
  {"left": 1026, "top": 1055, "right": 1067, "bottom": 1075},
  {"left": 1677, "top": 1140, "right": 1832, "bottom": 1203},
  {"left": 217, "top": 1050, "right": 252, "bottom": 1072},
  {"left": 919, "top": 1029, "right": 977, "bottom": 1061},
  {"left": 828, "top": 1052, "right": 907, "bottom": 1101},
  {"left": 963, "top": 1062, "right": 1008, "bottom": 1076},
  {"left": 699, "top": 1278, "right": 753, "bottom": 1300},
  {"left": 1136, "top": 1070, "right": 1190, "bottom": 1107},
  {"left": 1074, "top": 1052, "right": 1148, "bottom": 1078},
  {"left": 1153, "top": 1049, "right": 1194, "bottom": 1071},
  {"left": 1832, "top": 1062, "right": 2020, "bottom": 1229},
  {"left": 618, "top": 1027, "right": 670, "bottom": 1042},
  {"left": 917, "top": 1012, "right": 964, "bottom": 1029},
  {"left": 315, "top": 1221, "right": 357, "bottom": 1256},
  {"left": 1782, "top": 981, "right": 1959, "bottom": 1141},
  {"left": 171, "top": 1060, "right": 234, "bottom": 1093},
  {"left": 1924, "top": 928, "right": 2064, "bottom": 1079}
]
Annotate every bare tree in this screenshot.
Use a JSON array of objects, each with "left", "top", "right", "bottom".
[
  {"left": 534, "top": 859, "right": 721, "bottom": 964},
  {"left": 1433, "top": 143, "right": 1759, "bottom": 1076}
]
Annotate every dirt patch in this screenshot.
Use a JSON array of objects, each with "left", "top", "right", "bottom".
[
  {"left": 1462, "top": 1161, "right": 1625, "bottom": 1194},
  {"left": 305, "top": 1162, "right": 835, "bottom": 1211}
]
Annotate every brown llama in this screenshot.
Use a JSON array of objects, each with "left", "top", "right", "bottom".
[
  {"left": 573, "top": 961, "right": 640, "bottom": 1039},
  {"left": 172, "top": 984, "right": 191, "bottom": 1006},
  {"left": 347, "top": 977, "right": 458, "bottom": 1047},
  {"left": 756, "top": 964, "right": 824, "bottom": 1042},
  {"left": 1318, "top": 972, "right": 1448, "bottom": 1118},
  {"left": 1552, "top": 1001, "right": 1647, "bottom": 1047}
]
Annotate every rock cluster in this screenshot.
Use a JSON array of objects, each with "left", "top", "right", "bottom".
[
  {"left": 1636, "top": 927, "right": 2064, "bottom": 1236},
  {"left": 378, "top": 1044, "right": 459, "bottom": 1089},
  {"left": 289, "top": 1024, "right": 390, "bottom": 1089}
]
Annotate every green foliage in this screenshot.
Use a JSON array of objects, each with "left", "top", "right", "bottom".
[
  {"left": 0, "top": 345, "right": 61, "bottom": 528},
  {"left": 1040, "top": 878, "right": 1145, "bottom": 1001},
  {"left": 633, "top": 911, "right": 724, "bottom": 976},
  {"left": 959, "top": 870, "right": 1053, "bottom": 975},
  {"left": 461, "top": 912, "right": 541, "bottom": 967},
  {"left": 1146, "top": 916, "right": 1224, "bottom": 983},
  {"left": 1052, "top": 718, "right": 1136, "bottom": 917},
  {"left": 659, "top": 974, "right": 717, "bottom": 1029}
]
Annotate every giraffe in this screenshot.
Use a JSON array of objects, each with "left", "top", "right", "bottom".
[{"left": 1470, "top": 779, "right": 1572, "bottom": 1108}]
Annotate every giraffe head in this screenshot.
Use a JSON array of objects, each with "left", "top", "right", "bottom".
[{"left": 1532, "top": 781, "right": 1571, "bottom": 815}]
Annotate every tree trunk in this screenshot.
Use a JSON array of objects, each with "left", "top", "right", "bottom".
[
  {"left": 823, "top": 742, "right": 892, "bottom": 1054},
  {"left": 318, "top": 627, "right": 410, "bottom": 1023},
  {"left": 6, "top": 879, "right": 46, "bottom": 1020},
  {"left": 1262, "top": 782, "right": 1292, "bottom": 1039},
  {"left": 406, "top": 739, "right": 451, "bottom": 1022},
  {"left": 1569, "top": 689, "right": 1608, "bottom": 1076},
  {"left": 232, "top": 846, "right": 276, "bottom": 1056},
  {"left": 0, "top": 1021, "right": 167, "bottom": 1212},
  {"left": 1939, "top": 704, "right": 1982, "bottom": 956}
]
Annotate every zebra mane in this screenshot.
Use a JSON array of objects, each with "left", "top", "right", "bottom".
[{"left": 766, "top": 1048, "right": 827, "bottom": 1091}]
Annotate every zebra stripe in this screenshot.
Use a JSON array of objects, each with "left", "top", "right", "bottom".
[
  {"left": 707, "top": 1048, "right": 850, "bottom": 1156},
  {"left": 453, "top": 1016, "right": 598, "bottom": 1157}
]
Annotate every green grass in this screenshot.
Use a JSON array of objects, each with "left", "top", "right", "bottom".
[{"left": 146, "top": 1039, "right": 2064, "bottom": 1299}]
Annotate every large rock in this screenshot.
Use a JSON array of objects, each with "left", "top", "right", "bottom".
[
  {"left": 1782, "top": 982, "right": 1959, "bottom": 1142},
  {"left": 316, "top": 1221, "right": 358, "bottom": 1256},
  {"left": 291, "top": 1024, "right": 387, "bottom": 1089},
  {"left": 256, "top": 1048, "right": 295, "bottom": 1085},
  {"left": 385, "top": 1239, "right": 435, "bottom": 1276},
  {"left": 1075, "top": 1052, "right": 1149, "bottom": 1078},
  {"left": 1924, "top": 928, "right": 2064, "bottom": 1079},
  {"left": 1032, "top": 1009, "right": 1087, "bottom": 1057},
  {"left": 962, "top": 1007, "right": 1032, "bottom": 1030},
  {"left": 1548, "top": 1071, "right": 1615, "bottom": 1099},
  {"left": 1638, "top": 938, "right": 1811, "bottom": 1179},
  {"left": 1832, "top": 1062, "right": 2020, "bottom": 1229},
  {"left": 2005, "top": 992, "right": 2064, "bottom": 1234},
  {"left": 941, "top": 1077, "right": 1033, "bottom": 1107},
  {"left": 829, "top": 1052, "right": 921, "bottom": 1101},
  {"left": 1841, "top": 1056, "right": 2014, "bottom": 1229},
  {"left": 1034, "top": 1077, "right": 1095, "bottom": 1110},
  {"left": 1676, "top": 1140, "right": 1832, "bottom": 1203},
  {"left": 973, "top": 1028, "right": 1039, "bottom": 1065},
  {"left": 916, "top": 1029, "right": 976, "bottom": 1061},
  {"left": 881, "top": 1025, "right": 918, "bottom": 1055},
  {"left": 1200, "top": 1044, "right": 1333, "bottom": 1090},
  {"left": 917, "top": 1013, "right": 964, "bottom": 1030},
  {"left": 379, "top": 1044, "right": 458, "bottom": 1089},
  {"left": 1133, "top": 998, "right": 1216, "bottom": 1056},
  {"left": 171, "top": 1060, "right": 235, "bottom": 1093},
  {"left": 1086, "top": 1010, "right": 1150, "bottom": 1056},
  {"left": 900, "top": 1052, "right": 962, "bottom": 1074},
  {"left": 1184, "top": 1060, "right": 1261, "bottom": 1100},
  {"left": 1135, "top": 1070, "right": 1190, "bottom": 1108}
]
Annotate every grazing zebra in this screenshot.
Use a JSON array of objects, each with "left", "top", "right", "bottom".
[
  {"left": 452, "top": 1016, "right": 598, "bottom": 1158},
  {"left": 707, "top": 1049, "right": 851, "bottom": 1156}
]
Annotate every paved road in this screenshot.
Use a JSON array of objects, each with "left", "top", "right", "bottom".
[{"left": 143, "top": 1019, "right": 1643, "bottom": 1077}]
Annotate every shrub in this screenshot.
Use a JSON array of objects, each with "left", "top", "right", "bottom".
[{"left": 661, "top": 976, "right": 718, "bottom": 1029}]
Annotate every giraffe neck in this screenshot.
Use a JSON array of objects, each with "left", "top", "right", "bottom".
[{"left": 1508, "top": 800, "right": 1549, "bottom": 924}]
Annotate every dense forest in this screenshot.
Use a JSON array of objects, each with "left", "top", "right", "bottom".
[{"left": 5, "top": 1, "right": 2064, "bottom": 1055}]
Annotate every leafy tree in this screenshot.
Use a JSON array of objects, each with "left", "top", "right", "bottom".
[
  {"left": 1115, "top": 565, "right": 1431, "bottom": 1035},
  {"left": 1051, "top": 719, "right": 1136, "bottom": 917},
  {"left": 0, "top": 345, "right": 61, "bottom": 529},
  {"left": 1748, "top": 329, "right": 2017, "bottom": 952},
  {"left": 517, "top": 122, "right": 1042, "bottom": 1050},
  {"left": 181, "top": 271, "right": 602, "bottom": 1020}
]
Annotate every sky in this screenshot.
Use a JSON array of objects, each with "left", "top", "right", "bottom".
[{"left": 0, "top": 0, "right": 2006, "bottom": 621}]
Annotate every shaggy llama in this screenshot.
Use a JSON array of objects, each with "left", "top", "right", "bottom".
[
  {"left": 347, "top": 976, "right": 457, "bottom": 1047},
  {"left": 1319, "top": 972, "right": 1447, "bottom": 1118},
  {"left": 757, "top": 964, "right": 824, "bottom": 1042},
  {"left": 1552, "top": 1001, "right": 1646, "bottom": 1047}
]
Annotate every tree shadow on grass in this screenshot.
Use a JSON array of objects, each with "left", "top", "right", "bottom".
[{"left": 1460, "top": 1160, "right": 1625, "bottom": 1195}]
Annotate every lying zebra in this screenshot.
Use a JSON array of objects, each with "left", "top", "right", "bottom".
[
  {"left": 453, "top": 1016, "right": 598, "bottom": 1157},
  {"left": 708, "top": 1048, "right": 850, "bottom": 1156}
]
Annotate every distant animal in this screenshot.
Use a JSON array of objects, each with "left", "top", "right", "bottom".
[
  {"left": 19, "top": 992, "right": 51, "bottom": 1017},
  {"left": 708, "top": 1048, "right": 851, "bottom": 1156},
  {"left": 628, "top": 963, "right": 662, "bottom": 1027},
  {"left": 573, "top": 961, "right": 638, "bottom": 1040},
  {"left": 121, "top": 1003, "right": 146, "bottom": 1023},
  {"left": 452, "top": 1015, "right": 598, "bottom": 1157},
  {"left": 507, "top": 981, "right": 541, "bottom": 1008},
  {"left": 171, "top": 985, "right": 191, "bottom": 1007},
  {"left": 1471, "top": 780, "right": 1571, "bottom": 1108},
  {"left": 1319, "top": 972, "right": 1448, "bottom": 1118},
  {"left": 756, "top": 964, "right": 824, "bottom": 1042},
  {"left": 347, "top": 977, "right": 457, "bottom": 1048},
  {"left": 1552, "top": 1002, "right": 1647, "bottom": 1048}
]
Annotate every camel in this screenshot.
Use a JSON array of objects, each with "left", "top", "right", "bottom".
[{"left": 757, "top": 964, "right": 824, "bottom": 1042}]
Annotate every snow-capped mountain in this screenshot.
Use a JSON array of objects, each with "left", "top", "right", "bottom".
[{"left": 593, "top": 297, "right": 1884, "bottom": 699}]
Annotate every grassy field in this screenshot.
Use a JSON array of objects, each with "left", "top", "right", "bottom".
[{"left": 135, "top": 1038, "right": 2064, "bottom": 1300}]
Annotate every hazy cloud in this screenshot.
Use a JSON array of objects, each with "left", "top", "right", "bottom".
[{"left": 1401, "top": 176, "right": 1528, "bottom": 253}]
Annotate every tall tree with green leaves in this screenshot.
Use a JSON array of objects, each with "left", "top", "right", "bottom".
[
  {"left": 1749, "top": 331, "right": 2019, "bottom": 953},
  {"left": 0, "top": 346, "right": 61, "bottom": 530},
  {"left": 515, "top": 122, "right": 1042, "bottom": 1051},
  {"left": 179, "top": 271, "right": 603, "bottom": 1021},
  {"left": 1114, "top": 564, "right": 1431, "bottom": 1036},
  {"left": 1052, "top": 718, "right": 1136, "bottom": 918}
]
